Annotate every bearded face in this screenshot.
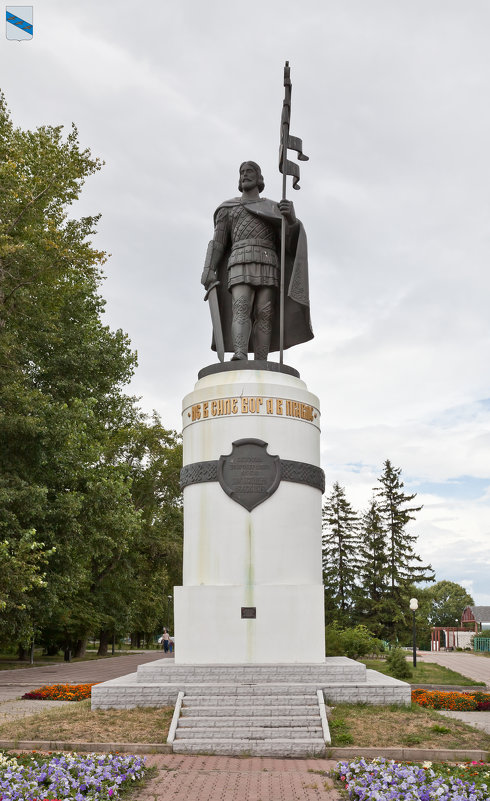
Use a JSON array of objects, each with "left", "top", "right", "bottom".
[{"left": 238, "top": 161, "right": 265, "bottom": 193}]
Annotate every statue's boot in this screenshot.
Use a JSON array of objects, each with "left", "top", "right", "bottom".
[
  {"left": 253, "top": 296, "right": 273, "bottom": 361},
  {"left": 231, "top": 294, "right": 252, "bottom": 360}
]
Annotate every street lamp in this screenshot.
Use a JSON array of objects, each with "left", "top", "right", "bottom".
[{"left": 410, "top": 598, "right": 418, "bottom": 668}]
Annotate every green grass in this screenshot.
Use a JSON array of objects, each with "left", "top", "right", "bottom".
[
  {"left": 328, "top": 717, "right": 354, "bottom": 745},
  {"left": 361, "top": 658, "right": 485, "bottom": 686},
  {"left": 327, "top": 702, "right": 490, "bottom": 750},
  {"left": 0, "top": 699, "right": 174, "bottom": 743}
]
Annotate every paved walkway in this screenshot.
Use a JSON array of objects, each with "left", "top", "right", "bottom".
[
  {"left": 415, "top": 651, "right": 490, "bottom": 733},
  {"left": 141, "top": 755, "right": 340, "bottom": 801},
  {"left": 0, "top": 651, "right": 167, "bottom": 703},
  {"left": 416, "top": 650, "right": 490, "bottom": 687}
]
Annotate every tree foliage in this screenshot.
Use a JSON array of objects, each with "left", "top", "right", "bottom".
[
  {"left": 0, "top": 94, "right": 182, "bottom": 654},
  {"left": 419, "top": 580, "right": 474, "bottom": 629},
  {"left": 322, "top": 482, "right": 360, "bottom": 623},
  {"left": 323, "top": 461, "right": 435, "bottom": 642}
]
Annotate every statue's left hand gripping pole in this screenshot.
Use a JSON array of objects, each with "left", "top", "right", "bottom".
[{"left": 202, "top": 240, "right": 225, "bottom": 362}]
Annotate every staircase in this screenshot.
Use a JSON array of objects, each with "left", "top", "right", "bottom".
[
  {"left": 91, "top": 657, "right": 411, "bottom": 756},
  {"left": 173, "top": 685, "right": 326, "bottom": 756}
]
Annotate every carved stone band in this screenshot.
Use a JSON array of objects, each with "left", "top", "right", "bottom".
[{"left": 180, "top": 459, "right": 325, "bottom": 493}]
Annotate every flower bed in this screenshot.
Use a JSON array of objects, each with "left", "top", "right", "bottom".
[
  {"left": 333, "top": 756, "right": 490, "bottom": 800},
  {"left": 0, "top": 750, "right": 146, "bottom": 800},
  {"left": 22, "top": 684, "right": 97, "bottom": 701},
  {"left": 412, "top": 688, "right": 490, "bottom": 711}
]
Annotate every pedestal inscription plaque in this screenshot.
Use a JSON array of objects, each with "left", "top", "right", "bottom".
[{"left": 217, "top": 438, "right": 280, "bottom": 512}]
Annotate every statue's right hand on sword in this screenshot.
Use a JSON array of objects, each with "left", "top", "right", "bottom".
[{"left": 201, "top": 240, "right": 225, "bottom": 362}]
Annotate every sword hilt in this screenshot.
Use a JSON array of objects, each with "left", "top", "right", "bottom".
[{"left": 203, "top": 280, "right": 220, "bottom": 301}]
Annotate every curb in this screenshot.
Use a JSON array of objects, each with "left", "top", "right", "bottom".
[
  {"left": 0, "top": 740, "right": 487, "bottom": 761},
  {"left": 0, "top": 740, "right": 172, "bottom": 754},
  {"left": 326, "top": 746, "right": 489, "bottom": 761},
  {"left": 411, "top": 684, "right": 489, "bottom": 692}
]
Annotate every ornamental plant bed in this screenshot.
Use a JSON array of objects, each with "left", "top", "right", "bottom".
[
  {"left": 328, "top": 702, "right": 490, "bottom": 750},
  {"left": 0, "top": 749, "right": 149, "bottom": 800},
  {"left": 0, "top": 700, "right": 174, "bottom": 744},
  {"left": 22, "top": 683, "right": 97, "bottom": 701},
  {"left": 412, "top": 688, "right": 490, "bottom": 711},
  {"left": 332, "top": 756, "right": 490, "bottom": 800}
]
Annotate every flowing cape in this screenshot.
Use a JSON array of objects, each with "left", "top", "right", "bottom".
[{"left": 211, "top": 197, "right": 313, "bottom": 354}]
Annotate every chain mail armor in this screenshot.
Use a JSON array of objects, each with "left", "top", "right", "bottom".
[{"left": 213, "top": 203, "right": 279, "bottom": 289}]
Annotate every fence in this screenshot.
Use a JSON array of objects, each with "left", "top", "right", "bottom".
[{"left": 473, "top": 637, "right": 490, "bottom": 653}]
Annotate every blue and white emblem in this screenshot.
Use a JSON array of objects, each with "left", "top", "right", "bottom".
[{"left": 6, "top": 6, "right": 33, "bottom": 40}]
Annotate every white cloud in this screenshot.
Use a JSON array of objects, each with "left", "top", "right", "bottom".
[{"left": 2, "top": 0, "right": 489, "bottom": 603}]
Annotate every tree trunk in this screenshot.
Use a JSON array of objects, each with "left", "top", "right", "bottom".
[
  {"left": 97, "top": 629, "right": 110, "bottom": 656},
  {"left": 130, "top": 632, "right": 138, "bottom": 648},
  {"left": 74, "top": 637, "right": 88, "bottom": 658},
  {"left": 17, "top": 644, "right": 28, "bottom": 661}
]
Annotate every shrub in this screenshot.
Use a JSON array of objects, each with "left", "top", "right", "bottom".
[
  {"left": 325, "top": 623, "right": 383, "bottom": 660},
  {"left": 325, "top": 623, "right": 345, "bottom": 657},
  {"left": 386, "top": 645, "right": 413, "bottom": 679}
]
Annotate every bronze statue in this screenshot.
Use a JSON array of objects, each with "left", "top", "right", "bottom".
[{"left": 201, "top": 161, "right": 313, "bottom": 362}]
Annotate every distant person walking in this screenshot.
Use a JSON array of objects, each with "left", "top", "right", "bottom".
[{"left": 161, "top": 629, "right": 170, "bottom": 653}]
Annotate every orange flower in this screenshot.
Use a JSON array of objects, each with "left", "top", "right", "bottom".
[{"left": 22, "top": 683, "right": 99, "bottom": 701}]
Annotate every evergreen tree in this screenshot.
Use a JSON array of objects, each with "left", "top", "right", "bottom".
[
  {"left": 353, "top": 499, "right": 394, "bottom": 637},
  {"left": 322, "top": 482, "right": 360, "bottom": 624},
  {"left": 373, "top": 460, "right": 434, "bottom": 638}
]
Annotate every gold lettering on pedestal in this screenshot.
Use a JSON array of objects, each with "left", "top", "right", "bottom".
[{"left": 188, "top": 397, "right": 317, "bottom": 425}]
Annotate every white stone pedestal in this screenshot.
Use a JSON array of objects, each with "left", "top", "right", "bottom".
[{"left": 174, "top": 365, "right": 325, "bottom": 664}]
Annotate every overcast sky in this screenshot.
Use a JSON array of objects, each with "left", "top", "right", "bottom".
[{"left": 2, "top": 0, "right": 489, "bottom": 607}]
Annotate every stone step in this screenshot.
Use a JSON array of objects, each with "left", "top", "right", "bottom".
[
  {"left": 178, "top": 715, "right": 320, "bottom": 727},
  {"left": 176, "top": 685, "right": 324, "bottom": 697},
  {"left": 181, "top": 706, "right": 318, "bottom": 717},
  {"left": 174, "top": 728, "right": 323, "bottom": 740},
  {"left": 172, "top": 738, "right": 326, "bottom": 756},
  {"left": 137, "top": 661, "right": 365, "bottom": 684}
]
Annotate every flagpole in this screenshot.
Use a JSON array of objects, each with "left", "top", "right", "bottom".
[{"left": 279, "top": 61, "right": 290, "bottom": 366}]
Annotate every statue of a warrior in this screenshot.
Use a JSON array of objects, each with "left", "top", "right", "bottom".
[{"left": 201, "top": 161, "right": 313, "bottom": 361}]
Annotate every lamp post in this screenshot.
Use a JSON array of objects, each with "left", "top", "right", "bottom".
[{"left": 410, "top": 598, "right": 418, "bottom": 668}]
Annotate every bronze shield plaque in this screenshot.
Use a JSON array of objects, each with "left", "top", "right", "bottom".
[{"left": 217, "top": 439, "right": 281, "bottom": 511}]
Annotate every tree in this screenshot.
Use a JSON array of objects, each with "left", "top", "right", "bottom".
[
  {"left": 105, "top": 413, "right": 183, "bottom": 648},
  {"left": 322, "top": 482, "right": 360, "bottom": 624},
  {"left": 425, "top": 580, "right": 474, "bottom": 628},
  {"left": 373, "top": 460, "right": 435, "bottom": 639},
  {"left": 0, "top": 93, "right": 184, "bottom": 656},
  {"left": 353, "top": 499, "right": 395, "bottom": 637}
]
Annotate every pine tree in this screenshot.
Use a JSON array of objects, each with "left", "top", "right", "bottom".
[{"left": 322, "top": 482, "right": 360, "bottom": 624}]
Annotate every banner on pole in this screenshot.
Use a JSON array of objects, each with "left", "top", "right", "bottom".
[{"left": 279, "top": 62, "right": 308, "bottom": 190}]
